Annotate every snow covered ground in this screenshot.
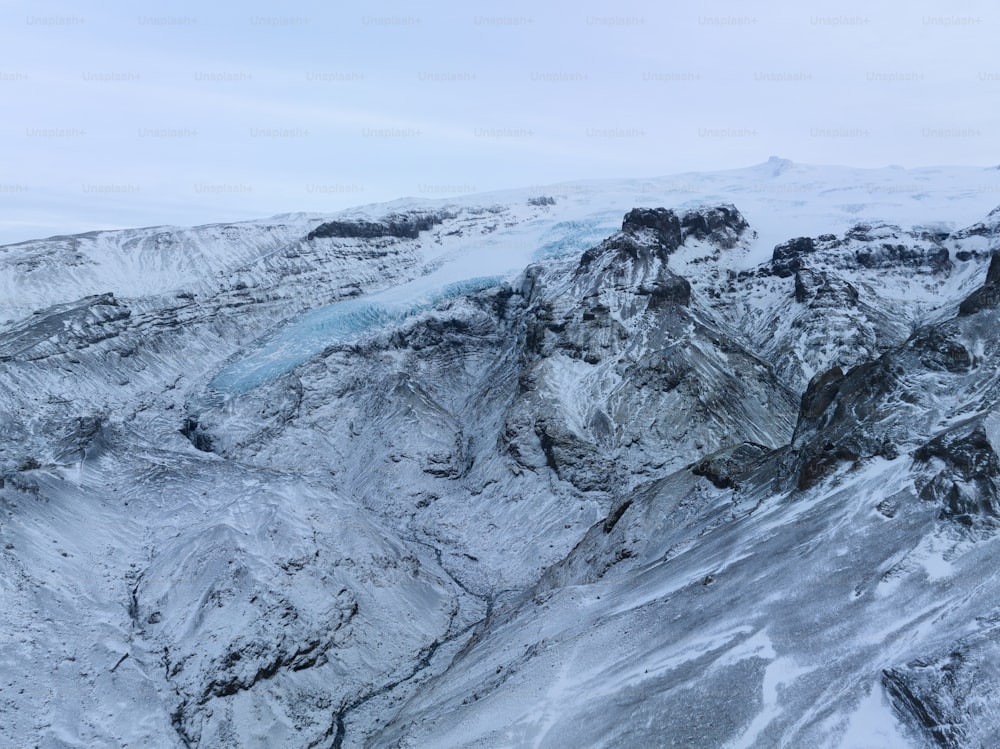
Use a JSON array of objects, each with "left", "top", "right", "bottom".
[{"left": 3, "top": 159, "right": 1000, "bottom": 748}]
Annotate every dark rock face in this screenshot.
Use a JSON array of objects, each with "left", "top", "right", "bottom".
[
  {"left": 527, "top": 196, "right": 556, "bottom": 207},
  {"left": 770, "top": 225, "right": 952, "bottom": 280},
  {"left": 798, "top": 366, "right": 846, "bottom": 421},
  {"left": 793, "top": 269, "right": 860, "bottom": 307},
  {"left": 771, "top": 237, "right": 816, "bottom": 278},
  {"left": 678, "top": 204, "right": 750, "bottom": 249},
  {"left": 853, "top": 244, "right": 950, "bottom": 273},
  {"left": 838, "top": 222, "right": 953, "bottom": 274},
  {"left": 307, "top": 211, "right": 453, "bottom": 241},
  {"left": 959, "top": 252, "right": 1000, "bottom": 316},
  {"left": 884, "top": 624, "right": 1000, "bottom": 749},
  {"left": 695, "top": 206, "right": 749, "bottom": 245},
  {"left": 795, "top": 443, "right": 862, "bottom": 492},
  {"left": 181, "top": 417, "right": 215, "bottom": 453},
  {"left": 577, "top": 233, "right": 669, "bottom": 273},
  {"left": 621, "top": 207, "right": 683, "bottom": 245},
  {"left": 691, "top": 442, "right": 771, "bottom": 489},
  {"left": 914, "top": 423, "right": 1000, "bottom": 523},
  {"left": 581, "top": 205, "right": 750, "bottom": 274},
  {"left": 791, "top": 358, "right": 900, "bottom": 491},
  {"left": 639, "top": 275, "right": 692, "bottom": 308},
  {"left": 619, "top": 204, "right": 749, "bottom": 255},
  {"left": 910, "top": 325, "right": 974, "bottom": 373},
  {"left": 986, "top": 251, "right": 1000, "bottom": 284}
]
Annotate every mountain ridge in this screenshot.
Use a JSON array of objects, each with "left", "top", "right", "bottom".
[{"left": 3, "top": 165, "right": 1000, "bottom": 747}]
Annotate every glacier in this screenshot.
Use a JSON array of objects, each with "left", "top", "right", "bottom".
[
  {"left": 211, "top": 275, "right": 505, "bottom": 394},
  {"left": 3, "top": 160, "right": 1000, "bottom": 748}
]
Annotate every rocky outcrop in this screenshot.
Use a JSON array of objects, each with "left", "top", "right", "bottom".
[
  {"left": 884, "top": 623, "right": 1000, "bottom": 748},
  {"left": 306, "top": 211, "right": 454, "bottom": 241},
  {"left": 852, "top": 242, "right": 950, "bottom": 273},
  {"left": 639, "top": 274, "right": 692, "bottom": 308},
  {"left": 959, "top": 252, "right": 1000, "bottom": 315},
  {"left": 678, "top": 204, "right": 749, "bottom": 248},
  {"left": 769, "top": 225, "right": 951, "bottom": 280},
  {"left": 620, "top": 207, "right": 683, "bottom": 253},
  {"left": 914, "top": 422, "right": 1000, "bottom": 524},
  {"left": 798, "top": 366, "right": 846, "bottom": 421},
  {"left": 7, "top": 188, "right": 1000, "bottom": 749},
  {"left": 180, "top": 416, "right": 215, "bottom": 453},
  {"left": 0, "top": 293, "right": 131, "bottom": 361},
  {"left": 691, "top": 442, "right": 772, "bottom": 489},
  {"left": 770, "top": 237, "right": 817, "bottom": 278},
  {"left": 793, "top": 269, "right": 859, "bottom": 307},
  {"left": 612, "top": 204, "right": 749, "bottom": 259},
  {"left": 790, "top": 357, "right": 900, "bottom": 491},
  {"left": 910, "top": 324, "right": 974, "bottom": 373},
  {"left": 499, "top": 207, "right": 794, "bottom": 496}
]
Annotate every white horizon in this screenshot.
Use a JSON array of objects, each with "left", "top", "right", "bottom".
[{"left": 2, "top": 0, "right": 997, "bottom": 244}]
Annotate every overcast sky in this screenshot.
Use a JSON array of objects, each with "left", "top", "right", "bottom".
[{"left": 1, "top": 0, "right": 997, "bottom": 244}]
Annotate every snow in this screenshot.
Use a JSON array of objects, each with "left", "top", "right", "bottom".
[
  {"left": 5, "top": 159, "right": 1000, "bottom": 748},
  {"left": 211, "top": 274, "right": 504, "bottom": 393},
  {"left": 833, "top": 682, "right": 913, "bottom": 749},
  {"left": 211, "top": 161, "right": 1000, "bottom": 394},
  {"left": 5, "top": 158, "right": 998, "bottom": 333},
  {"left": 724, "top": 630, "right": 813, "bottom": 749}
]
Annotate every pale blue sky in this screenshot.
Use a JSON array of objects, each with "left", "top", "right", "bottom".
[{"left": 1, "top": 0, "right": 997, "bottom": 243}]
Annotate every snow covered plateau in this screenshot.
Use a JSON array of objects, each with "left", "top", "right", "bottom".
[{"left": 4, "top": 159, "right": 1000, "bottom": 748}]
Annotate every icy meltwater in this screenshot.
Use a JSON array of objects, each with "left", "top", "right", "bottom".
[{"left": 210, "top": 212, "right": 624, "bottom": 394}]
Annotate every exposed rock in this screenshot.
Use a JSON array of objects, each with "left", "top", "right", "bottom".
[
  {"left": 307, "top": 211, "right": 454, "bottom": 241},
  {"left": 770, "top": 237, "right": 816, "bottom": 278},
  {"left": 691, "top": 442, "right": 772, "bottom": 489},
  {"left": 578, "top": 205, "right": 749, "bottom": 276},
  {"left": 678, "top": 204, "right": 749, "bottom": 248},
  {"left": 620, "top": 207, "right": 683, "bottom": 253},
  {"left": 853, "top": 243, "right": 950, "bottom": 273},
  {"left": 16, "top": 456, "right": 42, "bottom": 472},
  {"left": 799, "top": 366, "right": 846, "bottom": 421},
  {"left": 639, "top": 275, "right": 692, "bottom": 308},
  {"left": 914, "top": 422, "right": 1000, "bottom": 523},
  {"left": 793, "top": 269, "right": 859, "bottom": 307},
  {"left": 0, "top": 293, "right": 131, "bottom": 361},
  {"left": 180, "top": 417, "right": 215, "bottom": 453},
  {"left": 884, "top": 623, "right": 1000, "bottom": 748},
  {"left": 791, "top": 357, "right": 900, "bottom": 491},
  {"left": 958, "top": 252, "right": 1000, "bottom": 316},
  {"left": 910, "top": 325, "right": 974, "bottom": 373}
]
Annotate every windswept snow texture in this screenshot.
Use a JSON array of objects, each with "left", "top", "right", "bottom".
[{"left": 5, "top": 161, "right": 1000, "bottom": 748}]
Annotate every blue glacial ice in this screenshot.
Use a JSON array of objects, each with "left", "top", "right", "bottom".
[
  {"left": 211, "top": 275, "right": 504, "bottom": 394},
  {"left": 532, "top": 213, "right": 623, "bottom": 260},
  {"left": 211, "top": 212, "right": 623, "bottom": 395}
]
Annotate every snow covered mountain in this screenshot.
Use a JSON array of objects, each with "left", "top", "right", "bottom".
[{"left": 3, "top": 159, "right": 1000, "bottom": 748}]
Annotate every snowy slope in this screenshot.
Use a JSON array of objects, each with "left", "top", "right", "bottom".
[
  {"left": 2, "top": 160, "right": 1000, "bottom": 748},
  {"left": 5, "top": 158, "right": 998, "bottom": 324}
]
